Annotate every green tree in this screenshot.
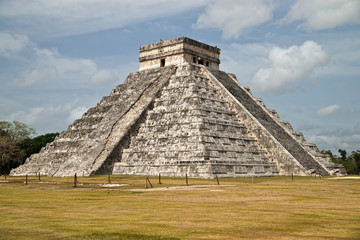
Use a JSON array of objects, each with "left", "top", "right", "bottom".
[
  {"left": 0, "top": 121, "right": 58, "bottom": 175},
  {"left": 0, "top": 121, "right": 36, "bottom": 140},
  {"left": 0, "top": 121, "right": 36, "bottom": 174},
  {"left": 0, "top": 129, "right": 26, "bottom": 174},
  {"left": 321, "top": 149, "right": 339, "bottom": 163},
  {"left": 347, "top": 150, "right": 360, "bottom": 174},
  {"left": 321, "top": 149, "right": 360, "bottom": 175},
  {"left": 19, "top": 133, "right": 59, "bottom": 160},
  {"left": 338, "top": 149, "right": 347, "bottom": 162}
]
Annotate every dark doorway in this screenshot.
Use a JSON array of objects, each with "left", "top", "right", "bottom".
[{"left": 160, "top": 59, "right": 165, "bottom": 67}]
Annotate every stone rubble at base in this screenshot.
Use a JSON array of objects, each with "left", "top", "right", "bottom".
[{"left": 10, "top": 37, "right": 346, "bottom": 178}]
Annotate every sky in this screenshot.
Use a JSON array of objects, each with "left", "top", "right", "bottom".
[{"left": 0, "top": 0, "right": 359, "bottom": 155}]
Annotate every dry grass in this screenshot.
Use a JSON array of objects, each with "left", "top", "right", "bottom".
[{"left": 0, "top": 175, "right": 359, "bottom": 240}]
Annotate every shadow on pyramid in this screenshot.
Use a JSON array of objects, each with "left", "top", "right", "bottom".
[{"left": 11, "top": 37, "right": 346, "bottom": 178}]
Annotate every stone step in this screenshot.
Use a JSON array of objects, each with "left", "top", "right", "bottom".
[{"left": 208, "top": 68, "right": 329, "bottom": 175}]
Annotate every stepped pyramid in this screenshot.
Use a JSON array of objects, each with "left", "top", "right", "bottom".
[{"left": 11, "top": 37, "right": 345, "bottom": 178}]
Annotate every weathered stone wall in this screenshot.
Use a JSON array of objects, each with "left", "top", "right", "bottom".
[
  {"left": 139, "top": 37, "right": 220, "bottom": 71},
  {"left": 10, "top": 66, "right": 177, "bottom": 176},
  {"left": 206, "top": 67, "right": 345, "bottom": 175},
  {"left": 139, "top": 37, "right": 220, "bottom": 54},
  {"left": 268, "top": 108, "right": 346, "bottom": 175},
  {"left": 140, "top": 53, "right": 186, "bottom": 71},
  {"left": 113, "top": 64, "right": 278, "bottom": 178},
  {"left": 201, "top": 68, "right": 306, "bottom": 176}
]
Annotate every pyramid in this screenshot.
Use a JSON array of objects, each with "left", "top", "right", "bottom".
[{"left": 11, "top": 37, "right": 346, "bottom": 178}]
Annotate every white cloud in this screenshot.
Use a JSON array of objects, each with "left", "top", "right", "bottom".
[
  {"left": 14, "top": 48, "right": 96, "bottom": 86},
  {"left": 7, "top": 104, "right": 73, "bottom": 125},
  {"left": 7, "top": 107, "right": 45, "bottom": 125},
  {"left": 220, "top": 42, "right": 272, "bottom": 83},
  {"left": 0, "top": 97, "right": 21, "bottom": 120},
  {"left": 281, "top": 0, "right": 360, "bottom": 30},
  {"left": 316, "top": 104, "right": 341, "bottom": 117},
  {"left": 0, "top": 31, "right": 31, "bottom": 57},
  {"left": 250, "top": 41, "right": 329, "bottom": 94},
  {"left": 193, "top": 0, "right": 273, "bottom": 39},
  {"left": 0, "top": 0, "right": 209, "bottom": 38},
  {"left": 355, "top": 122, "right": 360, "bottom": 133},
  {"left": 12, "top": 46, "right": 120, "bottom": 88},
  {"left": 33, "top": 48, "right": 97, "bottom": 76},
  {"left": 309, "top": 122, "right": 360, "bottom": 153},
  {"left": 67, "top": 106, "right": 88, "bottom": 124},
  {"left": 319, "top": 34, "right": 360, "bottom": 79},
  {"left": 18, "top": 68, "right": 58, "bottom": 86},
  {"left": 89, "top": 69, "right": 118, "bottom": 87},
  {"left": 4, "top": 103, "right": 90, "bottom": 133}
]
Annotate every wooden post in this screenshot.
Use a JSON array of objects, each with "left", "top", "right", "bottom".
[
  {"left": 158, "top": 173, "right": 162, "bottom": 184},
  {"left": 145, "top": 176, "right": 153, "bottom": 188},
  {"left": 38, "top": 172, "right": 41, "bottom": 182},
  {"left": 251, "top": 176, "right": 254, "bottom": 184},
  {"left": 216, "top": 175, "right": 219, "bottom": 185},
  {"left": 186, "top": 174, "right": 188, "bottom": 186},
  {"left": 291, "top": 173, "right": 294, "bottom": 181},
  {"left": 108, "top": 174, "right": 111, "bottom": 184},
  {"left": 73, "top": 173, "right": 77, "bottom": 187},
  {"left": 25, "top": 174, "right": 28, "bottom": 185},
  {"left": 4, "top": 174, "right": 6, "bottom": 180},
  {"left": 147, "top": 176, "right": 153, "bottom": 188}
]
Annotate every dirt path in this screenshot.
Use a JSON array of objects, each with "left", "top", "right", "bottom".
[{"left": 126, "top": 184, "right": 233, "bottom": 192}]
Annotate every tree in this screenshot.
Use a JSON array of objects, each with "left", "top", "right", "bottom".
[
  {"left": 0, "top": 129, "right": 26, "bottom": 174},
  {"left": 321, "top": 149, "right": 339, "bottom": 163},
  {"left": 321, "top": 149, "right": 360, "bottom": 175},
  {"left": 0, "top": 121, "right": 36, "bottom": 140},
  {"left": 0, "top": 121, "right": 59, "bottom": 175},
  {"left": 19, "top": 133, "right": 59, "bottom": 160},
  {"left": 347, "top": 150, "right": 360, "bottom": 175},
  {"left": 338, "top": 149, "right": 347, "bottom": 162}
]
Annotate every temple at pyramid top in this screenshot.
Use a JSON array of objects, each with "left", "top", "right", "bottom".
[{"left": 139, "top": 37, "right": 221, "bottom": 70}]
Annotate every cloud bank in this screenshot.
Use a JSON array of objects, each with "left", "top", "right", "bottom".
[
  {"left": 0, "top": 31, "right": 119, "bottom": 88},
  {"left": 193, "top": 0, "right": 273, "bottom": 39},
  {"left": 310, "top": 122, "right": 360, "bottom": 153},
  {"left": 0, "top": 31, "right": 31, "bottom": 57},
  {"left": 89, "top": 70, "right": 119, "bottom": 87},
  {"left": 6, "top": 103, "right": 90, "bottom": 134},
  {"left": 281, "top": 0, "right": 360, "bottom": 30},
  {"left": 0, "top": 32, "right": 120, "bottom": 135},
  {"left": 67, "top": 106, "right": 88, "bottom": 124},
  {"left": 316, "top": 104, "right": 341, "bottom": 117},
  {"left": 14, "top": 48, "right": 98, "bottom": 86},
  {"left": 250, "top": 41, "right": 329, "bottom": 94},
  {"left": 0, "top": 0, "right": 208, "bottom": 38}
]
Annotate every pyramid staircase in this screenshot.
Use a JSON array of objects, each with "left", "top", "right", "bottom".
[{"left": 113, "top": 65, "right": 279, "bottom": 177}]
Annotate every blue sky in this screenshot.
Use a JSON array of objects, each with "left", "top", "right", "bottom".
[{"left": 0, "top": 0, "right": 359, "bottom": 155}]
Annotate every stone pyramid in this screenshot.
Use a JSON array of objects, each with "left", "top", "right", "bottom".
[{"left": 11, "top": 37, "right": 345, "bottom": 178}]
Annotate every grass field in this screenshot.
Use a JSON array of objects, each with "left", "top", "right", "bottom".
[{"left": 0, "top": 175, "right": 359, "bottom": 240}]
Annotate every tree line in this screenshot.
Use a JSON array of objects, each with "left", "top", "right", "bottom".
[
  {"left": 321, "top": 149, "right": 360, "bottom": 175},
  {"left": 0, "top": 121, "right": 58, "bottom": 175}
]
